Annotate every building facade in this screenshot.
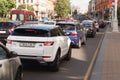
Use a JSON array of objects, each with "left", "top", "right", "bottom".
[
  {"left": 95, "top": 0, "right": 120, "bottom": 20},
  {"left": 16, "top": 0, "right": 55, "bottom": 21},
  {"left": 88, "top": 0, "right": 96, "bottom": 19},
  {"left": 46, "top": 0, "right": 56, "bottom": 19}
]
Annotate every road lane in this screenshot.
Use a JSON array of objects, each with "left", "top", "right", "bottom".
[{"left": 23, "top": 28, "right": 105, "bottom": 80}]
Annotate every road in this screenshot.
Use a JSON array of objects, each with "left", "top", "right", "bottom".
[{"left": 22, "top": 28, "right": 106, "bottom": 80}]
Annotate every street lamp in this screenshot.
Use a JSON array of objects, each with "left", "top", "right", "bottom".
[{"left": 112, "top": 0, "right": 119, "bottom": 32}]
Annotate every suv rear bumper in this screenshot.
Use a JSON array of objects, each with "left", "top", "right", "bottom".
[{"left": 19, "top": 55, "right": 49, "bottom": 64}]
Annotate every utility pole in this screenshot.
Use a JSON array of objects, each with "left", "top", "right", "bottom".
[{"left": 112, "top": 0, "right": 119, "bottom": 32}]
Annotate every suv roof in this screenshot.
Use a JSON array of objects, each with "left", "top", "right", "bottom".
[
  {"left": 56, "top": 21, "right": 79, "bottom": 25},
  {"left": 16, "top": 24, "right": 59, "bottom": 31}
]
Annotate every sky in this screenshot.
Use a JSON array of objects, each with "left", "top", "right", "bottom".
[{"left": 70, "top": 0, "right": 91, "bottom": 13}]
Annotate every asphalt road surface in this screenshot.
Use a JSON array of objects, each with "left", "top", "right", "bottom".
[{"left": 22, "top": 28, "right": 106, "bottom": 80}]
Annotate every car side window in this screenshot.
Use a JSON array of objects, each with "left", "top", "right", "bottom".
[
  {"left": 51, "top": 28, "right": 63, "bottom": 37},
  {"left": 50, "top": 29, "right": 58, "bottom": 37},
  {"left": 77, "top": 24, "right": 81, "bottom": 30},
  {"left": 58, "top": 27, "right": 65, "bottom": 36},
  {"left": 0, "top": 46, "right": 7, "bottom": 60}
]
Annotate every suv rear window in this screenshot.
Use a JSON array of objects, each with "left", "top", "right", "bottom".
[
  {"left": 12, "top": 28, "right": 49, "bottom": 37},
  {"left": 57, "top": 24, "right": 75, "bottom": 30}
]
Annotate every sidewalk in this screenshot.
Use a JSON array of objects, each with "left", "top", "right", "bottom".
[{"left": 90, "top": 25, "right": 120, "bottom": 80}]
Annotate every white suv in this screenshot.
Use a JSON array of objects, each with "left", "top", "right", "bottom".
[
  {"left": 0, "top": 43, "right": 23, "bottom": 80},
  {"left": 6, "top": 24, "right": 71, "bottom": 71}
]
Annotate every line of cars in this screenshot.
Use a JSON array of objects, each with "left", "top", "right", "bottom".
[
  {"left": 0, "top": 19, "right": 104, "bottom": 80},
  {"left": 81, "top": 20, "right": 97, "bottom": 38}
]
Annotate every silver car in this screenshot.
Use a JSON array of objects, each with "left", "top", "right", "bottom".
[{"left": 0, "top": 43, "right": 23, "bottom": 80}]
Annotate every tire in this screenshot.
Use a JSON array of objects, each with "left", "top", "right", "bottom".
[
  {"left": 15, "top": 68, "right": 23, "bottom": 80},
  {"left": 64, "top": 46, "right": 72, "bottom": 61},
  {"left": 92, "top": 33, "right": 95, "bottom": 38},
  {"left": 48, "top": 50, "right": 60, "bottom": 72},
  {"left": 97, "top": 29, "right": 99, "bottom": 32}
]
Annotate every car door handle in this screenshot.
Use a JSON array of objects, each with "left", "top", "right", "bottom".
[{"left": 0, "top": 64, "right": 2, "bottom": 67}]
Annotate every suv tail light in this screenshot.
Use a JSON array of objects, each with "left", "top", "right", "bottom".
[
  {"left": 70, "top": 32, "right": 78, "bottom": 37},
  {"left": 7, "top": 40, "right": 12, "bottom": 44},
  {"left": 42, "top": 56, "right": 51, "bottom": 58},
  {"left": 44, "top": 42, "right": 54, "bottom": 46}
]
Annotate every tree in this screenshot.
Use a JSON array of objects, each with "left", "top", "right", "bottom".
[
  {"left": 0, "top": 0, "right": 15, "bottom": 17},
  {"left": 54, "top": 0, "right": 70, "bottom": 18},
  {"left": 17, "top": 4, "right": 34, "bottom": 11},
  {"left": 73, "top": 9, "right": 78, "bottom": 16}
]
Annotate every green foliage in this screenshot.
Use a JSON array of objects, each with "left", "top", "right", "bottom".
[
  {"left": 54, "top": 0, "right": 70, "bottom": 18},
  {"left": 117, "top": 7, "right": 120, "bottom": 25},
  {"left": 0, "top": 0, "right": 15, "bottom": 17},
  {"left": 0, "top": 18, "right": 9, "bottom": 21},
  {"left": 73, "top": 10, "right": 78, "bottom": 15},
  {"left": 17, "top": 4, "right": 34, "bottom": 11}
]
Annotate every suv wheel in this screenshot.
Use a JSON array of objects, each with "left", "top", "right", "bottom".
[
  {"left": 48, "top": 50, "right": 60, "bottom": 72},
  {"left": 65, "top": 46, "right": 71, "bottom": 61},
  {"left": 15, "top": 68, "right": 23, "bottom": 80}
]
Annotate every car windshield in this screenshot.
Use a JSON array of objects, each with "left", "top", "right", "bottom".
[
  {"left": 83, "top": 22, "right": 92, "bottom": 27},
  {"left": 12, "top": 28, "right": 49, "bottom": 37},
  {"left": 57, "top": 24, "right": 75, "bottom": 30}
]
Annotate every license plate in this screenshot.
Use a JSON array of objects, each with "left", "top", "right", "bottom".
[
  {"left": 0, "top": 31, "right": 6, "bottom": 33},
  {"left": 19, "top": 43, "right": 35, "bottom": 47}
]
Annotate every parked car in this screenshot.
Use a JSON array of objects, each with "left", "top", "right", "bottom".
[
  {"left": 56, "top": 21, "right": 86, "bottom": 48},
  {"left": 98, "top": 20, "right": 106, "bottom": 28},
  {"left": 6, "top": 24, "right": 71, "bottom": 72},
  {"left": 0, "top": 21, "right": 22, "bottom": 45},
  {"left": 0, "top": 42, "right": 23, "bottom": 80},
  {"left": 82, "top": 20, "right": 97, "bottom": 37}
]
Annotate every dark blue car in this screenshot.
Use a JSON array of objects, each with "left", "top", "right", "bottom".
[{"left": 57, "top": 21, "right": 86, "bottom": 48}]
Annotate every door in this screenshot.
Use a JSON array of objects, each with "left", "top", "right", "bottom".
[
  {"left": 58, "top": 28, "right": 69, "bottom": 56},
  {"left": 0, "top": 46, "right": 11, "bottom": 80}
]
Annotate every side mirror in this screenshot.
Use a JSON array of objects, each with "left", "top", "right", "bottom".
[{"left": 8, "top": 51, "right": 18, "bottom": 58}]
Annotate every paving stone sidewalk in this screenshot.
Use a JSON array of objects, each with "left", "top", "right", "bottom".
[{"left": 90, "top": 26, "right": 120, "bottom": 80}]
